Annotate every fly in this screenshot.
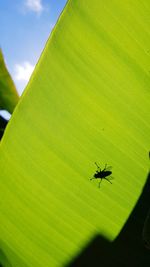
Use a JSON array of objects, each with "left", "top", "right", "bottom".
[{"left": 90, "top": 162, "right": 113, "bottom": 187}]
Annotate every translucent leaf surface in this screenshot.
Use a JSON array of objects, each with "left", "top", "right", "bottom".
[
  {"left": 0, "top": 0, "right": 150, "bottom": 266},
  {"left": 0, "top": 49, "right": 19, "bottom": 113}
]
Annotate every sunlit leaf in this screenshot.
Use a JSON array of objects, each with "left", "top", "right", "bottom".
[
  {"left": 0, "top": 0, "right": 150, "bottom": 266},
  {"left": 0, "top": 49, "right": 19, "bottom": 113}
]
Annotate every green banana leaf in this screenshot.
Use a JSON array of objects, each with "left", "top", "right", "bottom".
[
  {"left": 0, "top": 49, "right": 19, "bottom": 114},
  {"left": 0, "top": 0, "right": 150, "bottom": 266}
]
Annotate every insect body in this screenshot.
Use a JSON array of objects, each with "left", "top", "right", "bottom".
[{"left": 90, "top": 162, "right": 113, "bottom": 187}]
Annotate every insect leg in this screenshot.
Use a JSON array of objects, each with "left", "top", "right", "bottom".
[
  {"left": 104, "top": 164, "right": 112, "bottom": 171},
  {"left": 95, "top": 162, "right": 101, "bottom": 171},
  {"left": 90, "top": 177, "right": 96, "bottom": 181},
  {"left": 108, "top": 176, "right": 114, "bottom": 180},
  {"left": 98, "top": 178, "right": 102, "bottom": 188},
  {"left": 103, "top": 164, "right": 107, "bottom": 171},
  {"left": 105, "top": 177, "right": 112, "bottom": 184}
]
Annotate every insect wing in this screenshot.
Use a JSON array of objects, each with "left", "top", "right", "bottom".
[
  {"left": 105, "top": 165, "right": 112, "bottom": 171},
  {"left": 107, "top": 176, "right": 113, "bottom": 180}
]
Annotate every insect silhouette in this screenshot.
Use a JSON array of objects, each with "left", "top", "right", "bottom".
[{"left": 90, "top": 162, "right": 113, "bottom": 187}]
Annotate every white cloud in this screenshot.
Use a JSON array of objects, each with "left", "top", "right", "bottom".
[
  {"left": 14, "top": 61, "right": 35, "bottom": 82},
  {"left": 24, "top": 0, "right": 44, "bottom": 14}
]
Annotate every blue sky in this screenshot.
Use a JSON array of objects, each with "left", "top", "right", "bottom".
[{"left": 0, "top": 0, "right": 67, "bottom": 97}]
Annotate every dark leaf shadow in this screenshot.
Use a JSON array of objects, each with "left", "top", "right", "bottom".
[
  {"left": 0, "top": 115, "right": 8, "bottom": 140},
  {"left": 0, "top": 248, "right": 12, "bottom": 267},
  {"left": 66, "top": 172, "right": 150, "bottom": 267},
  {"left": 0, "top": 240, "right": 28, "bottom": 267}
]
